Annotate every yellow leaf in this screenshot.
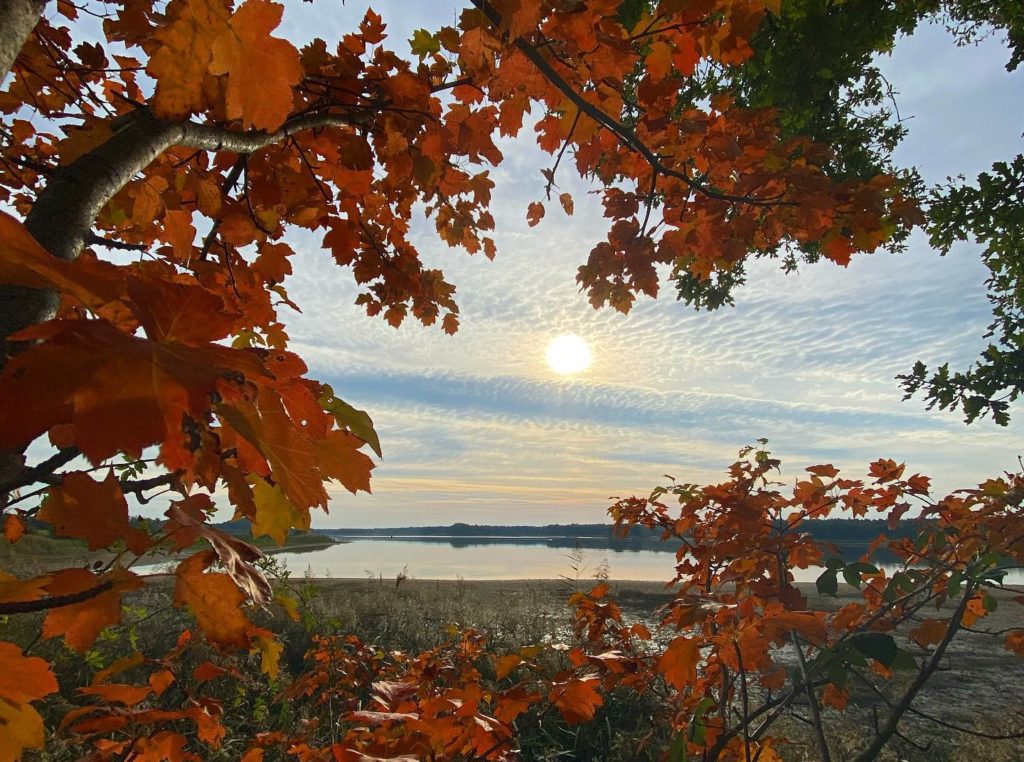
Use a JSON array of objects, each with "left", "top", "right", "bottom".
[
  {"left": 251, "top": 478, "right": 308, "bottom": 546},
  {"left": 0, "top": 700, "right": 46, "bottom": 762},
  {"left": 251, "top": 630, "right": 283, "bottom": 679}
]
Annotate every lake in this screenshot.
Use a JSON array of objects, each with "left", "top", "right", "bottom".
[{"left": 267, "top": 536, "right": 1024, "bottom": 584}]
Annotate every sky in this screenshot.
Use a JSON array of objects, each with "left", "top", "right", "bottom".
[{"left": 259, "top": 2, "right": 1024, "bottom": 528}]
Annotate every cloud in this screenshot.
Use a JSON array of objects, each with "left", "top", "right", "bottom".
[{"left": 265, "top": 6, "right": 1024, "bottom": 527}]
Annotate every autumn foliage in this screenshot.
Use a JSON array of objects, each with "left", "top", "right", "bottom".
[{"left": 0, "top": 0, "right": 1017, "bottom": 759}]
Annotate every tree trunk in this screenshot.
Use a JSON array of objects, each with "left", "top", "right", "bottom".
[{"left": 0, "top": 0, "right": 45, "bottom": 84}]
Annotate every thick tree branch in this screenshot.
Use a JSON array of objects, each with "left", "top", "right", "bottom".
[
  {"left": 0, "top": 447, "right": 78, "bottom": 495},
  {"left": 1, "top": 109, "right": 361, "bottom": 365}
]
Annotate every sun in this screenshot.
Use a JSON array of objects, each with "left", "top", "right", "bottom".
[{"left": 545, "top": 334, "right": 593, "bottom": 375}]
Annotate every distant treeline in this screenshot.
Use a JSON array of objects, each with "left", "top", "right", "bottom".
[{"left": 324, "top": 519, "right": 928, "bottom": 550}]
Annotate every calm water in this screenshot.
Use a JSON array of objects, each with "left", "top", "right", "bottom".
[{"left": 268, "top": 537, "right": 1024, "bottom": 584}]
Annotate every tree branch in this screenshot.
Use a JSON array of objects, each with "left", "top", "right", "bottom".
[
  {"left": 791, "top": 633, "right": 831, "bottom": 762},
  {"left": 2, "top": 108, "right": 363, "bottom": 366},
  {"left": 469, "top": 0, "right": 794, "bottom": 209},
  {"left": 850, "top": 581, "right": 977, "bottom": 762},
  {"left": 0, "top": 580, "right": 114, "bottom": 616},
  {"left": 0, "top": 447, "right": 79, "bottom": 496},
  {"left": 0, "top": 0, "right": 45, "bottom": 84}
]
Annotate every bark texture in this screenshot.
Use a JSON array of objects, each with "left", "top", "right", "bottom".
[{"left": 0, "top": 0, "right": 45, "bottom": 84}]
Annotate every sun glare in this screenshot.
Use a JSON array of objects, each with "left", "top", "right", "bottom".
[{"left": 545, "top": 334, "right": 592, "bottom": 375}]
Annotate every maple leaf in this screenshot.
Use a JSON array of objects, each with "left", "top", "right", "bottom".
[
  {"left": 558, "top": 192, "right": 574, "bottom": 216},
  {"left": 164, "top": 500, "right": 272, "bottom": 605},
  {"left": 41, "top": 569, "right": 143, "bottom": 653},
  {"left": 549, "top": 676, "right": 603, "bottom": 724},
  {"left": 250, "top": 477, "right": 308, "bottom": 545},
  {"left": 147, "top": 0, "right": 230, "bottom": 119},
  {"left": 0, "top": 642, "right": 59, "bottom": 705},
  {"left": 316, "top": 430, "right": 374, "bottom": 495},
  {"left": 657, "top": 636, "right": 700, "bottom": 690},
  {"left": 3, "top": 514, "right": 25, "bottom": 542},
  {"left": 0, "top": 319, "right": 267, "bottom": 467},
  {"left": 173, "top": 551, "right": 253, "bottom": 651},
  {"left": 79, "top": 682, "right": 153, "bottom": 707},
  {"left": 526, "top": 201, "right": 545, "bottom": 227},
  {"left": 0, "top": 211, "right": 123, "bottom": 312},
  {"left": 39, "top": 471, "right": 150, "bottom": 553},
  {"left": 494, "top": 654, "right": 522, "bottom": 680},
  {"left": 410, "top": 29, "right": 440, "bottom": 58},
  {"left": 910, "top": 619, "right": 949, "bottom": 648},
  {"left": 0, "top": 700, "right": 47, "bottom": 762},
  {"left": 1005, "top": 631, "right": 1024, "bottom": 656},
  {"left": 250, "top": 628, "right": 284, "bottom": 678},
  {"left": 210, "top": 0, "right": 302, "bottom": 130}
]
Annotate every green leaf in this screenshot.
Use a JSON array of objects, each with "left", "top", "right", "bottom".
[
  {"left": 319, "top": 384, "right": 382, "bottom": 458},
  {"left": 669, "top": 731, "right": 688, "bottom": 762},
  {"left": 948, "top": 570, "right": 964, "bottom": 597},
  {"left": 842, "top": 561, "right": 878, "bottom": 588},
  {"left": 816, "top": 569, "right": 839, "bottom": 597},
  {"left": 891, "top": 649, "right": 918, "bottom": 671},
  {"left": 686, "top": 697, "right": 716, "bottom": 745},
  {"left": 850, "top": 632, "right": 898, "bottom": 667},
  {"left": 826, "top": 659, "right": 848, "bottom": 688},
  {"left": 409, "top": 29, "right": 440, "bottom": 58}
]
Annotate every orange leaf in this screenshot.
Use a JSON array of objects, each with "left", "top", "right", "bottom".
[
  {"left": 559, "top": 192, "right": 574, "bottom": 216},
  {"left": 40, "top": 471, "right": 149, "bottom": 553},
  {"left": 1005, "top": 630, "right": 1024, "bottom": 656},
  {"left": 209, "top": 0, "right": 302, "bottom": 130},
  {"left": 910, "top": 618, "right": 948, "bottom": 648},
  {"left": 148, "top": 0, "right": 229, "bottom": 119},
  {"left": 0, "top": 211, "right": 123, "bottom": 312},
  {"left": 0, "top": 700, "right": 47, "bottom": 762},
  {"left": 3, "top": 514, "right": 25, "bottom": 542},
  {"left": 173, "top": 551, "right": 252, "bottom": 651},
  {"left": 164, "top": 499, "right": 271, "bottom": 605},
  {"left": 0, "top": 641, "right": 59, "bottom": 705},
  {"left": 657, "top": 636, "right": 700, "bottom": 690},
  {"left": 549, "top": 676, "right": 603, "bottom": 724},
  {"left": 79, "top": 682, "right": 153, "bottom": 707},
  {"left": 315, "top": 430, "right": 374, "bottom": 496},
  {"left": 526, "top": 201, "right": 544, "bottom": 227},
  {"left": 494, "top": 654, "right": 522, "bottom": 680},
  {"left": 42, "top": 569, "right": 143, "bottom": 653}
]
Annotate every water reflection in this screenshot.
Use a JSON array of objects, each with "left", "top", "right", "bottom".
[{"left": 270, "top": 537, "right": 1024, "bottom": 584}]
